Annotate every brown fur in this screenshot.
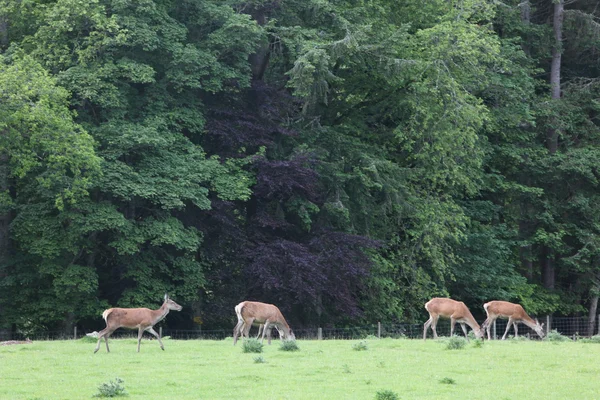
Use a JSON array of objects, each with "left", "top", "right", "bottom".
[
  {"left": 233, "top": 301, "right": 294, "bottom": 345},
  {"left": 482, "top": 300, "right": 545, "bottom": 340},
  {"left": 423, "top": 298, "right": 483, "bottom": 340},
  {"left": 94, "top": 294, "right": 182, "bottom": 353}
]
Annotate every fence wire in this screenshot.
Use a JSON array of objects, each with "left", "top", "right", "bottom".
[{"left": 1, "top": 316, "right": 598, "bottom": 342}]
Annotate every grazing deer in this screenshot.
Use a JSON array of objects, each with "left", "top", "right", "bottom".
[
  {"left": 233, "top": 301, "right": 294, "bottom": 345},
  {"left": 482, "top": 300, "right": 545, "bottom": 340},
  {"left": 94, "top": 294, "right": 182, "bottom": 353},
  {"left": 423, "top": 298, "right": 483, "bottom": 340}
]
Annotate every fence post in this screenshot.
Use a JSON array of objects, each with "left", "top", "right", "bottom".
[
  {"left": 74, "top": 326, "right": 77, "bottom": 340},
  {"left": 377, "top": 322, "right": 381, "bottom": 339},
  {"left": 546, "top": 315, "right": 551, "bottom": 335},
  {"left": 493, "top": 320, "right": 496, "bottom": 340},
  {"left": 159, "top": 326, "right": 163, "bottom": 339},
  {"left": 597, "top": 315, "right": 600, "bottom": 336},
  {"left": 317, "top": 327, "right": 322, "bottom": 340}
]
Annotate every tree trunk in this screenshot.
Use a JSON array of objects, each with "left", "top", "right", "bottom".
[
  {"left": 520, "top": 1, "right": 531, "bottom": 57},
  {"left": 0, "top": 153, "right": 10, "bottom": 338},
  {"left": 541, "top": 0, "right": 564, "bottom": 290},
  {"left": 547, "top": 0, "right": 563, "bottom": 153},
  {"left": 588, "top": 293, "right": 598, "bottom": 337}
]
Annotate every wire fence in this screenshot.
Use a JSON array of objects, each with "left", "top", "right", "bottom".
[{"left": 1, "top": 316, "right": 598, "bottom": 342}]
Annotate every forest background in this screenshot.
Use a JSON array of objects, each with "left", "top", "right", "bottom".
[{"left": 1, "top": 0, "right": 600, "bottom": 337}]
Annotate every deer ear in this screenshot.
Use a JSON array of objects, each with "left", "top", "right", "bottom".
[{"left": 164, "top": 293, "right": 169, "bottom": 301}]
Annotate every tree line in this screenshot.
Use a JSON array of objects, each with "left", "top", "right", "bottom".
[{"left": 1, "top": 0, "right": 599, "bottom": 336}]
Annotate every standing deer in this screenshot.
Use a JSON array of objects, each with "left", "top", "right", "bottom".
[
  {"left": 94, "top": 294, "right": 182, "bottom": 353},
  {"left": 482, "top": 300, "right": 545, "bottom": 340},
  {"left": 233, "top": 301, "right": 294, "bottom": 345},
  {"left": 423, "top": 298, "right": 483, "bottom": 340}
]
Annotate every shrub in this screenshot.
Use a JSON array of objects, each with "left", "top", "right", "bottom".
[
  {"left": 580, "top": 335, "right": 600, "bottom": 344},
  {"left": 375, "top": 389, "right": 399, "bottom": 400},
  {"left": 352, "top": 340, "right": 368, "bottom": 351},
  {"left": 279, "top": 340, "right": 300, "bottom": 352},
  {"left": 472, "top": 339, "right": 484, "bottom": 348},
  {"left": 365, "top": 334, "right": 379, "bottom": 340},
  {"left": 253, "top": 356, "right": 266, "bottom": 363},
  {"left": 94, "top": 377, "right": 127, "bottom": 398},
  {"left": 439, "top": 377, "right": 456, "bottom": 385},
  {"left": 545, "top": 330, "right": 571, "bottom": 343},
  {"left": 445, "top": 336, "right": 467, "bottom": 350},
  {"left": 242, "top": 338, "right": 263, "bottom": 353}
]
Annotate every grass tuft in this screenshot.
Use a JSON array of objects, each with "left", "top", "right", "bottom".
[
  {"left": 279, "top": 340, "right": 300, "bottom": 352},
  {"left": 545, "top": 330, "right": 571, "bottom": 342},
  {"left": 242, "top": 338, "right": 263, "bottom": 353},
  {"left": 93, "top": 377, "right": 127, "bottom": 398},
  {"left": 580, "top": 335, "right": 600, "bottom": 344},
  {"left": 375, "top": 389, "right": 399, "bottom": 400},
  {"left": 253, "top": 356, "right": 266, "bottom": 363},
  {"left": 439, "top": 377, "right": 456, "bottom": 385},
  {"left": 353, "top": 340, "right": 368, "bottom": 351},
  {"left": 445, "top": 336, "right": 467, "bottom": 350}
]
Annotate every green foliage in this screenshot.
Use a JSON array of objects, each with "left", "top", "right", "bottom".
[
  {"left": 445, "top": 336, "right": 468, "bottom": 350},
  {"left": 580, "top": 336, "right": 600, "bottom": 344},
  {"left": 242, "top": 339, "right": 263, "bottom": 353},
  {"left": 545, "top": 330, "right": 572, "bottom": 343},
  {"left": 93, "top": 377, "right": 127, "bottom": 398},
  {"left": 375, "top": 389, "right": 399, "bottom": 400},
  {"left": 352, "top": 340, "right": 368, "bottom": 351},
  {"left": 439, "top": 377, "right": 456, "bottom": 385},
  {"left": 279, "top": 340, "right": 300, "bottom": 352},
  {"left": 253, "top": 356, "right": 266, "bottom": 363}
]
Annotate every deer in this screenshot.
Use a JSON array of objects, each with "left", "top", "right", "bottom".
[
  {"left": 94, "top": 294, "right": 182, "bottom": 353},
  {"left": 423, "top": 297, "right": 484, "bottom": 341},
  {"left": 233, "top": 301, "right": 294, "bottom": 345},
  {"left": 481, "top": 300, "right": 545, "bottom": 340}
]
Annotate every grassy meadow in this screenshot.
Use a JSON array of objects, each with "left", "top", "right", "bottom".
[{"left": 1, "top": 336, "right": 599, "bottom": 400}]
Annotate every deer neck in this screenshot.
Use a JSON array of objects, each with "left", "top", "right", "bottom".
[{"left": 152, "top": 303, "right": 170, "bottom": 324}]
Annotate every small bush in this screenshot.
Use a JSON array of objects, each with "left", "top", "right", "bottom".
[
  {"left": 580, "top": 335, "right": 600, "bottom": 344},
  {"left": 94, "top": 377, "right": 127, "bottom": 398},
  {"left": 253, "top": 356, "right": 266, "bottom": 364},
  {"left": 353, "top": 340, "right": 368, "bottom": 351},
  {"left": 439, "top": 377, "right": 456, "bottom": 385},
  {"left": 445, "top": 336, "right": 467, "bottom": 350},
  {"left": 79, "top": 335, "right": 98, "bottom": 344},
  {"left": 375, "top": 389, "right": 399, "bottom": 400},
  {"left": 545, "top": 330, "right": 571, "bottom": 342},
  {"left": 365, "top": 334, "right": 379, "bottom": 340},
  {"left": 472, "top": 339, "right": 484, "bottom": 348},
  {"left": 279, "top": 340, "right": 300, "bottom": 352},
  {"left": 242, "top": 338, "right": 263, "bottom": 353}
]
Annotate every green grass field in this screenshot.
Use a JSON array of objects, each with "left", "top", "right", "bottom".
[{"left": 1, "top": 337, "right": 598, "bottom": 399}]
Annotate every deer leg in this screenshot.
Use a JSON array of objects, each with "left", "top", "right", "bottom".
[
  {"left": 513, "top": 321, "right": 519, "bottom": 338},
  {"left": 485, "top": 317, "right": 494, "bottom": 340},
  {"left": 431, "top": 316, "right": 439, "bottom": 339},
  {"left": 233, "top": 319, "right": 244, "bottom": 345},
  {"left": 501, "top": 318, "right": 513, "bottom": 340},
  {"left": 450, "top": 317, "right": 457, "bottom": 337},
  {"left": 147, "top": 327, "right": 164, "bottom": 350},
  {"left": 94, "top": 328, "right": 112, "bottom": 353},
  {"left": 256, "top": 324, "right": 264, "bottom": 340},
  {"left": 137, "top": 327, "right": 144, "bottom": 352},
  {"left": 423, "top": 317, "right": 434, "bottom": 340},
  {"left": 260, "top": 320, "right": 271, "bottom": 344},
  {"left": 243, "top": 318, "right": 255, "bottom": 340},
  {"left": 460, "top": 323, "right": 469, "bottom": 341}
]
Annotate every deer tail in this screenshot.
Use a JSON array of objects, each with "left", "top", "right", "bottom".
[{"left": 102, "top": 309, "right": 113, "bottom": 322}]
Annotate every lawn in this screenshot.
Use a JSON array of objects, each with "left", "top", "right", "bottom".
[{"left": 1, "top": 336, "right": 598, "bottom": 399}]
